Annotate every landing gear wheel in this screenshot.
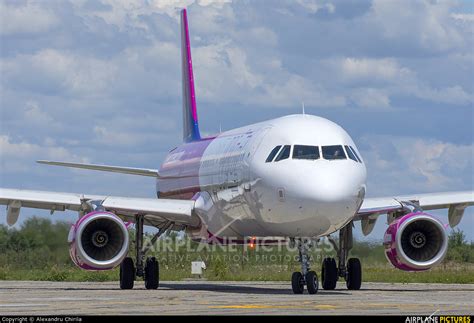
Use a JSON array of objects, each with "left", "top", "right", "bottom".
[
  {"left": 305, "top": 271, "right": 319, "bottom": 294},
  {"left": 291, "top": 272, "right": 304, "bottom": 294},
  {"left": 346, "top": 258, "right": 361, "bottom": 290},
  {"left": 120, "top": 257, "right": 135, "bottom": 290},
  {"left": 144, "top": 257, "right": 159, "bottom": 290},
  {"left": 322, "top": 257, "right": 338, "bottom": 290}
]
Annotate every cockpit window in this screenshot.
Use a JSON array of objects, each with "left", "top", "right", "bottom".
[
  {"left": 344, "top": 145, "right": 358, "bottom": 162},
  {"left": 265, "top": 145, "right": 282, "bottom": 163},
  {"left": 322, "top": 145, "right": 346, "bottom": 160},
  {"left": 275, "top": 145, "right": 291, "bottom": 162},
  {"left": 349, "top": 146, "right": 362, "bottom": 163},
  {"left": 293, "top": 145, "right": 320, "bottom": 160}
]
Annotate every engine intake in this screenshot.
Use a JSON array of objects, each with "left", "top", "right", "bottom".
[
  {"left": 69, "top": 211, "right": 129, "bottom": 270},
  {"left": 383, "top": 212, "right": 447, "bottom": 271}
]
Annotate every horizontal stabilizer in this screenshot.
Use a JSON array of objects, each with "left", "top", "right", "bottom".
[{"left": 37, "top": 160, "right": 159, "bottom": 177}]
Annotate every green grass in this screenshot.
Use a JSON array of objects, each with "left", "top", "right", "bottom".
[
  {"left": 362, "top": 263, "right": 474, "bottom": 284},
  {"left": 1, "top": 218, "right": 473, "bottom": 283},
  {"left": 1, "top": 262, "right": 472, "bottom": 284}
]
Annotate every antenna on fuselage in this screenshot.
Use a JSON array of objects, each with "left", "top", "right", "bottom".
[{"left": 301, "top": 101, "right": 305, "bottom": 115}]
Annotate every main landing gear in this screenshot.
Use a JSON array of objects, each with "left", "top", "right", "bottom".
[
  {"left": 119, "top": 215, "right": 172, "bottom": 290},
  {"left": 322, "top": 222, "right": 362, "bottom": 291},
  {"left": 291, "top": 239, "right": 319, "bottom": 294}
]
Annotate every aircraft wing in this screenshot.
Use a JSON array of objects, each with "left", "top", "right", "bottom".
[
  {"left": 356, "top": 190, "right": 474, "bottom": 235},
  {"left": 0, "top": 188, "right": 199, "bottom": 229}
]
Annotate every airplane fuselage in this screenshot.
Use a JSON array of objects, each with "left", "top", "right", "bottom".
[{"left": 157, "top": 114, "right": 367, "bottom": 240}]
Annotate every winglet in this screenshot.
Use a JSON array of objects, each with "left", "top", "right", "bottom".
[{"left": 181, "top": 8, "right": 201, "bottom": 143}]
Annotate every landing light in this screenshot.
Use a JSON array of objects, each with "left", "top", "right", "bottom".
[{"left": 248, "top": 237, "right": 256, "bottom": 249}]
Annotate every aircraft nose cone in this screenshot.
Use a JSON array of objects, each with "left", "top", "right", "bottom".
[
  {"left": 296, "top": 164, "right": 365, "bottom": 203},
  {"left": 314, "top": 174, "right": 361, "bottom": 202}
]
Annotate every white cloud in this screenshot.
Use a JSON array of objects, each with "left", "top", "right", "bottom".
[
  {"left": 332, "top": 57, "right": 472, "bottom": 106},
  {"left": 361, "top": 136, "right": 473, "bottom": 195},
  {"left": 253, "top": 75, "right": 346, "bottom": 108},
  {"left": 350, "top": 88, "right": 390, "bottom": 109},
  {"left": 73, "top": 0, "right": 233, "bottom": 31},
  {"left": 225, "top": 47, "right": 262, "bottom": 88},
  {"left": 413, "top": 85, "right": 472, "bottom": 105},
  {"left": 2, "top": 42, "right": 184, "bottom": 101},
  {"left": 295, "top": 0, "right": 335, "bottom": 14},
  {"left": 23, "top": 101, "right": 54, "bottom": 124},
  {"left": 3, "top": 1, "right": 470, "bottom": 112},
  {"left": 191, "top": 3, "right": 236, "bottom": 34},
  {"left": 2, "top": 49, "right": 118, "bottom": 98},
  {"left": 451, "top": 13, "right": 474, "bottom": 22},
  {"left": 194, "top": 40, "right": 344, "bottom": 108},
  {"left": 400, "top": 140, "right": 469, "bottom": 188},
  {"left": 0, "top": 0, "right": 472, "bottom": 238},
  {"left": 198, "top": 0, "right": 231, "bottom": 7},
  {"left": 93, "top": 126, "right": 157, "bottom": 147},
  {"left": 194, "top": 41, "right": 261, "bottom": 102},
  {"left": 0, "top": 2, "right": 59, "bottom": 35},
  {"left": 237, "top": 27, "right": 278, "bottom": 48},
  {"left": 0, "top": 135, "right": 88, "bottom": 173},
  {"left": 369, "top": 0, "right": 465, "bottom": 52},
  {"left": 339, "top": 58, "right": 411, "bottom": 83}
]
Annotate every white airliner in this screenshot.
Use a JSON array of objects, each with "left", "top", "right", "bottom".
[{"left": 1, "top": 9, "right": 473, "bottom": 294}]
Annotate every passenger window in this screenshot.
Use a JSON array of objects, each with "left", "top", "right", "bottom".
[
  {"left": 322, "top": 145, "right": 346, "bottom": 160},
  {"left": 345, "top": 145, "right": 358, "bottom": 162},
  {"left": 275, "top": 145, "right": 291, "bottom": 162},
  {"left": 349, "top": 146, "right": 362, "bottom": 163},
  {"left": 265, "top": 145, "right": 282, "bottom": 163},
  {"left": 293, "top": 145, "right": 320, "bottom": 160}
]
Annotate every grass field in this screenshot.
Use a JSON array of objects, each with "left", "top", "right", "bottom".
[
  {"left": 1, "top": 218, "right": 473, "bottom": 283},
  {"left": 1, "top": 263, "right": 473, "bottom": 284}
]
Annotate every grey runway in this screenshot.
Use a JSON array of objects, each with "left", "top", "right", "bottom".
[{"left": 0, "top": 281, "right": 472, "bottom": 315}]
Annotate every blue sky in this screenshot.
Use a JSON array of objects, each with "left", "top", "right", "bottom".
[{"left": 0, "top": 0, "right": 473, "bottom": 241}]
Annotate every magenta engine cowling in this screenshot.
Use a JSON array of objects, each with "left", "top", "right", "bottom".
[
  {"left": 383, "top": 212, "right": 448, "bottom": 271},
  {"left": 68, "top": 211, "right": 130, "bottom": 270}
]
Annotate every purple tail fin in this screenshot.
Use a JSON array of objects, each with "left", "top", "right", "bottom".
[{"left": 181, "top": 9, "right": 201, "bottom": 142}]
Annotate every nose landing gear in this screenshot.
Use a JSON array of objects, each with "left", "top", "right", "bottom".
[
  {"left": 291, "top": 239, "right": 319, "bottom": 294},
  {"left": 291, "top": 272, "right": 304, "bottom": 294},
  {"left": 290, "top": 222, "right": 362, "bottom": 293}
]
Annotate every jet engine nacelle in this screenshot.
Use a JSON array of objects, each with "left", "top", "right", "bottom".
[
  {"left": 383, "top": 212, "right": 448, "bottom": 271},
  {"left": 68, "top": 211, "right": 129, "bottom": 270}
]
